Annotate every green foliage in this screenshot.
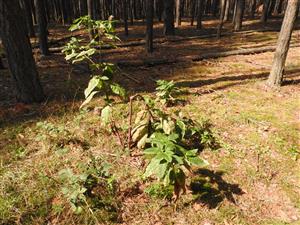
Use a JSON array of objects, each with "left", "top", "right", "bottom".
[
  {"left": 58, "top": 159, "right": 117, "bottom": 215},
  {"left": 62, "top": 16, "right": 126, "bottom": 108},
  {"left": 155, "top": 80, "right": 181, "bottom": 105},
  {"left": 143, "top": 133, "right": 208, "bottom": 200},
  {"left": 144, "top": 183, "right": 173, "bottom": 200}
]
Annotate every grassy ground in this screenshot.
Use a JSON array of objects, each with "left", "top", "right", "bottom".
[{"left": 0, "top": 18, "right": 299, "bottom": 225}]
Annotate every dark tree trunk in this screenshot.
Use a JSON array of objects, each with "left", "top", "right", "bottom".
[
  {"left": 163, "top": 0, "right": 175, "bottom": 35},
  {"left": 267, "top": 0, "right": 300, "bottom": 87},
  {"left": 123, "top": 0, "right": 129, "bottom": 36},
  {"left": 157, "top": 0, "right": 164, "bottom": 21},
  {"left": 23, "top": 0, "right": 36, "bottom": 37},
  {"left": 196, "top": 0, "right": 205, "bottom": 29},
  {"left": 233, "top": 0, "right": 244, "bottom": 31},
  {"left": 261, "top": 0, "right": 271, "bottom": 23},
  {"left": 0, "top": 0, "right": 45, "bottom": 103},
  {"left": 145, "top": 0, "right": 154, "bottom": 53},
  {"left": 0, "top": 56, "right": 4, "bottom": 69},
  {"left": 249, "top": 0, "right": 256, "bottom": 19},
  {"left": 190, "top": 0, "right": 196, "bottom": 26},
  {"left": 35, "top": 0, "right": 49, "bottom": 56}
]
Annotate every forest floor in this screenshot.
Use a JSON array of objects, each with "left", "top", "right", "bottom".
[{"left": 0, "top": 18, "right": 300, "bottom": 225}]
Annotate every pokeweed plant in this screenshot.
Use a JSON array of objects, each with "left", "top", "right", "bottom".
[
  {"left": 62, "top": 16, "right": 126, "bottom": 108},
  {"left": 143, "top": 132, "right": 208, "bottom": 201},
  {"left": 128, "top": 94, "right": 213, "bottom": 201}
]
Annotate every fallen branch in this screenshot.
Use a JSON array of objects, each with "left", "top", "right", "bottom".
[{"left": 116, "top": 43, "right": 299, "bottom": 67}]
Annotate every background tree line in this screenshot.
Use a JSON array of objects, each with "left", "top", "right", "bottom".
[{"left": 0, "top": 0, "right": 299, "bottom": 103}]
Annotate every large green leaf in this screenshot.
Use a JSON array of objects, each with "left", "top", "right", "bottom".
[
  {"left": 187, "top": 156, "right": 208, "bottom": 167},
  {"left": 144, "top": 158, "right": 161, "bottom": 178},
  {"left": 110, "top": 83, "right": 126, "bottom": 98},
  {"left": 80, "top": 91, "right": 99, "bottom": 109},
  {"left": 101, "top": 105, "right": 112, "bottom": 125},
  {"left": 84, "top": 76, "right": 100, "bottom": 98}
]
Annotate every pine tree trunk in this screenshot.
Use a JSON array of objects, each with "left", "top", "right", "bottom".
[
  {"left": 163, "top": 0, "right": 175, "bottom": 35},
  {"left": 0, "top": 0, "right": 45, "bottom": 103},
  {"left": 196, "top": 0, "right": 205, "bottom": 29},
  {"left": 250, "top": 0, "right": 256, "bottom": 19},
  {"left": 217, "top": 0, "right": 227, "bottom": 38},
  {"left": 267, "top": 0, "right": 299, "bottom": 87},
  {"left": 233, "top": 0, "right": 244, "bottom": 31},
  {"left": 23, "top": 0, "right": 36, "bottom": 37},
  {"left": 261, "top": 0, "right": 271, "bottom": 23},
  {"left": 123, "top": 0, "right": 129, "bottom": 36},
  {"left": 175, "top": 0, "right": 181, "bottom": 27},
  {"left": 146, "top": 0, "right": 154, "bottom": 53},
  {"left": 35, "top": 0, "right": 49, "bottom": 56}
]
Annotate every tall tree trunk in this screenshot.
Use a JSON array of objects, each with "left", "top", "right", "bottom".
[
  {"left": 175, "top": 0, "right": 181, "bottom": 27},
  {"left": 0, "top": 0, "right": 45, "bottom": 103},
  {"left": 123, "top": 0, "right": 129, "bottom": 36},
  {"left": 233, "top": 0, "right": 244, "bottom": 31},
  {"left": 190, "top": 0, "right": 196, "bottom": 26},
  {"left": 224, "top": 0, "right": 230, "bottom": 21},
  {"left": 249, "top": 0, "right": 256, "bottom": 19},
  {"left": 163, "top": 0, "right": 175, "bottom": 35},
  {"left": 23, "top": 0, "right": 36, "bottom": 37},
  {"left": 35, "top": 0, "right": 49, "bottom": 56},
  {"left": 217, "top": 0, "right": 227, "bottom": 38},
  {"left": 267, "top": 0, "right": 299, "bottom": 87},
  {"left": 261, "top": 0, "right": 271, "bottom": 23},
  {"left": 87, "top": 0, "right": 95, "bottom": 39},
  {"left": 273, "top": 0, "right": 283, "bottom": 15},
  {"left": 145, "top": 0, "right": 154, "bottom": 53},
  {"left": 196, "top": 0, "right": 205, "bottom": 29}
]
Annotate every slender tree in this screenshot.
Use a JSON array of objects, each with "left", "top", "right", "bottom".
[
  {"left": 233, "top": 0, "right": 245, "bottom": 31},
  {"left": 146, "top": 0, "right": 154, "bottom": 53},
  {"left": 196, "top": 0, "right": 205, "bottom": 29},
  {"left": 163, "top": 0, "right": 175, "bottom": 35},
  {"left": 124, "top": 0, "right": 129, "bottom": 36},
  {"left": 35, "top": 0, "right": 49, "bottom": 55},
  {"left": 217, "top": 0, "right": 227, "bottom": 38},
  {"left": 0, "top": 0, "right": 45, "bottom": 103},
  {"left": 261, "top": 0, "right": 271, "bottom": 23},
  {"left": 175, "top": 0, "right": 181, "bottom": 27},
  {"left": 267, "top": 0, "right": 300, "bottom": 87}
]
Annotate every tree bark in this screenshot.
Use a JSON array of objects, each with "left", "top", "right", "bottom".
[
  {"left": 217, "top": 0, "right": 227, "bottom": 38},
  {"left": 123, "top": 0, "right": 129, "bottom": 36},
  {"left": 267, "top": 0, "right": 299, "bottom": 87},
  {"left": 0, "top": 0, "right": 45, "bottom": 103},
  {"left": 163, "top": 0, "right": 175, "bottom": 35},
  {"left": 175, "top": 0, "right": 181, "bottom": 27},
  {"left": 249, "top": 0, "right": 256, "bottom": 19},
  {"left": 233, "top": 0, "right": 244, "bottom": 31},
  {"left": 196, "top": 0, "right": 205, "bottom": 29},
  {"left": 23, "top": 0, "right": 36, "bottom": 37},
  {"left": 35, "top": 0, "right": 49, "bottom": 55},
  {"left": 146, "top": 0, "right": 154, "bottom": 53},
  {"left": 261, "top": 0, "right": 271, "bottom": 23}
]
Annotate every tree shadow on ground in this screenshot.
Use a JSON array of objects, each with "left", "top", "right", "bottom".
[
  {"left": 175, "top": 68, "right": 300, "bottom": 91},
  {"left": 189, "top": 169, "right": 244, "bottom": 209}
]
